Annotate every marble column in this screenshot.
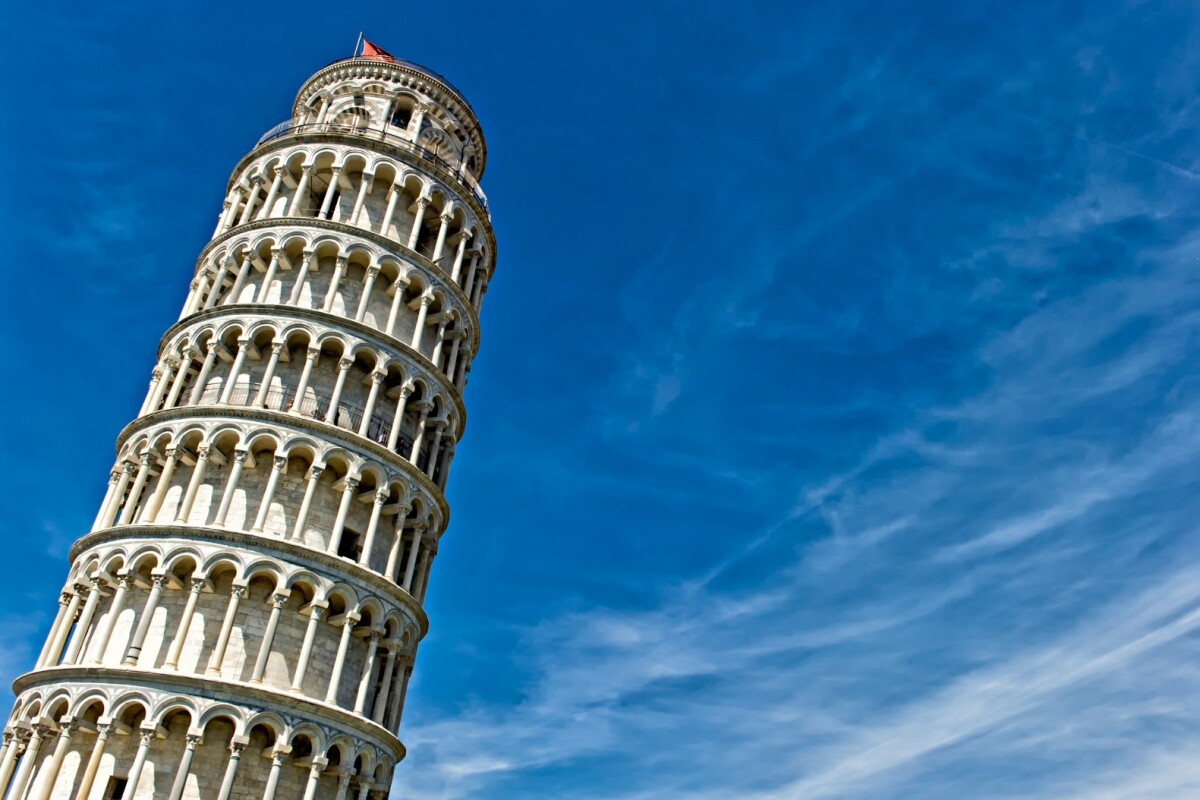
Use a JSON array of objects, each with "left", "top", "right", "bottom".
[
  {"left": 207, "top": 584, "right": 246, "bottom": 675},
  {"left": 166, "top": 733, "right": 202, "bottom": 800},
  {"left": 249, "top": 591, "right": 290, "bottom": 683}
]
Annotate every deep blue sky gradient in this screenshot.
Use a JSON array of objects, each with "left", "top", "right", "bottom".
[{"left": 4, "top": 1, "right": 1200, "bottom": 797}]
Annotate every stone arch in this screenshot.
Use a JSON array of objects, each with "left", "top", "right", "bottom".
[
  {"left": 69, "top": 691, "right": 109, "bottom": 723},
  {"left": 109, "top": 692, "right": 152, "bottom": 725},
  {"left": 286, "top": 722, "right": 326, "bottom": 756},
  {"left": 199, "top": 552, "right": 243, "bottom": 581},
  {"left": 150, "top": 695, "right": 199, "bottom": 728},
  {"left": 198, "top": 704, "right": 245, "bottom": 736},
  {"left": 321, "top": 582, "right": 359, "bottom": 610},
  {"left": 42, "top": 693, "right": 72, "bottom": 723}
]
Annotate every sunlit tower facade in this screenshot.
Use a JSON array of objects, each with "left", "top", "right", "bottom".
[{"left": 0, "top": 43, "right": 493, "bottom": 800}]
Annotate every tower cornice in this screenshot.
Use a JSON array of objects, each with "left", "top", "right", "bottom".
[
  {"left": 159, "top": 303, "right": 469, "bottom": 431},
  {"left": 231, "top": 126, "right": 497, "bottom": 262},
  {"left": 13, "top": 666, "right": 405, "bottom": 761},
  {"left": 115, "top": 406, "right": 452, "bottom": 527},
  {"left": 192, "top": 217, "right": 485, "bottom": 356},
  {"left": 69, "top": 525, "right": 430, "bottom": 636}
]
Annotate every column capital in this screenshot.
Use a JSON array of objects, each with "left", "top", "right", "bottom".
[
  {"left": 338, "top": 357, "right": 354, "bottom": 371},
  {"left": 345, "top": 477, "right": 361, "bottom": 492},
  {"left": 309, "top": 465, "right": 325, "bottom": 481},
  {"left": 230, "top": 584, "right": 248, "bottom": 600},
  {"left": 272, "top": 454, "right": 288, "bottom": 471},
  {"left": 189, "top": 576, "right": 207, "bottom": 594},
  {"left": 335, "top": 255, "right": 349, "bottom": 269},
  {"left": 196, "top": 444, "right": 212, "bottom": 460},
  {"left": 270, "top": 591, "right": 290, "bottom": 609},
  {"left": 232, "top": 449, "right": 249, "bottom": 464},
  {"left": 272, "top": 165, "right": 288, "bottom": 178},
  {"left": 374, "top": 487, "right": 390, "bottom": 505},
  {"left": 365, "top": 264, "right": 381, "bottom": 279},
  {"left": 185, "top": 732, "right": 203, "bottom": 748},
  {"left": 301, "top": 164, "right": 316, "bottom": 176}
]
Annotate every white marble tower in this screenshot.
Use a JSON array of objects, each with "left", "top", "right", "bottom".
[{"left": 0, "top": 44, "right": 494, "bottom": 800}]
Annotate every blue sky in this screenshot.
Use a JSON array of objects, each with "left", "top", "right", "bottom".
[{"left": 4, "top": 0, "right": 1200, "bottom": 797}]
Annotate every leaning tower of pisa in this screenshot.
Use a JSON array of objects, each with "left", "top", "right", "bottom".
[{"left": 0, "top": 44, "right": 493, "bottom": 800}]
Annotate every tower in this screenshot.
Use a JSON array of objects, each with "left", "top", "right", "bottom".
[{"left": 0, "top": 45, "right": 493, "bottom": 800}]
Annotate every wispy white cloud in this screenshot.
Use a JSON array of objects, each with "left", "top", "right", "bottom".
[{"left": 398, "top": 20, "right": 1200, "bottom": 794}]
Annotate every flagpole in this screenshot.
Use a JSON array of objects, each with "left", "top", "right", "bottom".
[{"left": 354, "top": 32, "right": 363, "bottom": 57}]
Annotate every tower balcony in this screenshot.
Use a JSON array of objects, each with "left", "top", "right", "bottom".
[
  {"left": 177, "top": 381, "right": 440, "bottom": 484},
  {"left": 254, "top": 120, "right": 489, "bottom": 215}
]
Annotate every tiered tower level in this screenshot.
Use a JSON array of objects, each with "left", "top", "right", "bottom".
[{"left": 0, "top": 51, "right": 494, "bottom": 800}]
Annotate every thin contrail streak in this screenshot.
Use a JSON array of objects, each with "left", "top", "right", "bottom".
[{"left": 997, "top": 105, "right": 1200, "bottom": 182}]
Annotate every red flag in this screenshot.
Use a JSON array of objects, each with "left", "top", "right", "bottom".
[{"left": 361, "top": 40, "right": 396, "bottom": 62}]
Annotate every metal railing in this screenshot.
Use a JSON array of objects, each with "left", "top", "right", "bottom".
[
  {"left": 179, "top": 382, "right": 430, "bottom": 470},
  {"left": 255, "top": 121, "right": 489, "bottom": 213}
]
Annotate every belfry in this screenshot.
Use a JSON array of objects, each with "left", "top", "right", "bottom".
[{"left": 0, "top": 42, "right": 493, "bottom": 800}]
